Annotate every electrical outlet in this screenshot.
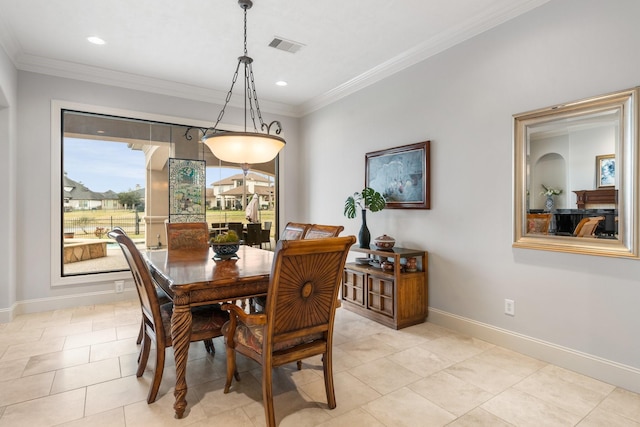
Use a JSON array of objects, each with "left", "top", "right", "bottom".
[
  {"left": 115, "top": 280, "right": 124, "bottom": 293},
  {"left": 504, "top": 299, "right": 515, "bottom": 316}
]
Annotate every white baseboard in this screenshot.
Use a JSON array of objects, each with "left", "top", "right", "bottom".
[
  {"left": 0, "top": 303, "right": 18, "bottom": 323},
  {"left": 428, "top": 308, "right": 640, "bottom": 394},
  {"left": 0, "top": 288, "right": 137, "bottom": 323}
]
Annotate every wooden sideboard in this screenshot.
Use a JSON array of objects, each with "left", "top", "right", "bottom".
[
  {"left": 573, "top": 189, "right": 617, "bottom": 209},
  {"left": 341, "top": 246, "right": 427, "bottom": 330}
]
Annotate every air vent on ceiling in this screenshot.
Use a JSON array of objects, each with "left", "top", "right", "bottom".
[{"left": 268, "top": 37, "right": 305, "bottom": 54}]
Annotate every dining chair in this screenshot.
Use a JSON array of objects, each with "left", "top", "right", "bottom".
[
  {"left": 110, "top": 226, "right": 171, "bottom": 347},
  {"left": 573, "top": 216, "right": 605, "bottom": 237},
  {"left": 210, "top": 222, "right": 226, "bottom": 239},
  {"left": 261, "top": 221, "right": 272, "bottom": 249},
  {"left": 253, "top": 223, "right": 344, "bottom": 313},
  {"left": 222, "top": 235, "right": 356, "bottom": 427},
  {"left": 279, "top": 222, "right": 311, "bottom": 240},
  {"left": 303, "top": 224, "right": 345, "bottom": 239},
  {"left": 227, "top": 222, "right": 245, "bottom": 243},
  {"left": 245, "top": 222, "right": 263, "bottom": 247},
  {"left": 164, "top": 221, "right": 216, "bottom": 352},
  {"left": 165, "top": 221, "right": 210, "bottom": 251},
  {"left": 108, "top": 228, "right": 229, "bottom": 404},
  {"left": 526, "top": 213, "right": 552, "bottom": 235}
]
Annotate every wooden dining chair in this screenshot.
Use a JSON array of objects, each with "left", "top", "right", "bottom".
[
  {"left": 164, "top": 221, "right": 216, "bottom": 352},
  {"left": 279, "top": 222, "right": 311, "bottom": 240},
  {"left": 303, "top": 224, "right": 345, "bottom": 239},
  {"left": 108, "top": 228, "right": 229, "bottom": 404},
  {"left": 110, "top": 226, "right": 171, "bottom": 347},
  {"left": 573, "top": 216, "right": 605, "bottom": 237},
  {"left": 166, "top": 221, "right": 210, "bottom": 251},
  {"left": 526, "top": 213, "right": 552, "bottom": 235},
  {"left": 222, "top": 235, "right": 356, "bottom": 427},
  {"left": 253, "top": 223, "right": 344, "bottom": 313}
]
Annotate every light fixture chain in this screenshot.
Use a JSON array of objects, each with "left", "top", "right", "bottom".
[
  {"left": 211, "top": 59, "right": 242, "bottom": 131},
  {"left": 246, "top": 64, "right": 260, "bottom": 132},
  {"left": 247, "top": 63, "right": 265, "bottom": 129},
  {"left": 243, "top": 7, "right": 248, "bottom": 56}
]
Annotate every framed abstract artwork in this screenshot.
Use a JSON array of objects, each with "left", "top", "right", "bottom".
[
  {"left": 596, "top": 154, "right": 615, "bottom": 188},
  {"left": 365, "top": 140, "right": 431, "bottom": 209},
  {"left": 168, "top": 158, "right": 206, "bottom": 223}
]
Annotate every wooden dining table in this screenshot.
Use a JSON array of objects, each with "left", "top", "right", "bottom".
[{"left": 143, "top": 245, "right": 274, "bottom": 418}]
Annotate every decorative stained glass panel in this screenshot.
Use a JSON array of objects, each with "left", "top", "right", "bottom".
[{"left": 169, "top": 158, "right": 206, "bottom": 223}]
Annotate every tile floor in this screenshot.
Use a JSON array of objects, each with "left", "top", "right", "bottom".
[{"left": 1, "top": 299, "right": 639, "bottom": 426}]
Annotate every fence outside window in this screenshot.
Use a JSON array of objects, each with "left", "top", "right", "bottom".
[{"left": 63, "top": 213, "right": 143, "bottom": 239}]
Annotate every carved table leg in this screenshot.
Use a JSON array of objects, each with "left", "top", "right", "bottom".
[{"left": 171, "top": 292, "right": 192, "bottom": 418}]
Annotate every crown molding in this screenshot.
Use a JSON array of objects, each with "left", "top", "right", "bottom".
[{"left": 15, "top": 53, "right": 299, "bottom": 118}]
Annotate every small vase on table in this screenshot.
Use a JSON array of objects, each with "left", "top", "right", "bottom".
[{"left": 545, "top": 195, "right": 554, "bottom": 212}]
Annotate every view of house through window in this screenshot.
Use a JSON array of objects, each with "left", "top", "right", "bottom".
[{"left": 61, "top": 110, "right": 277, "bottom": 277}]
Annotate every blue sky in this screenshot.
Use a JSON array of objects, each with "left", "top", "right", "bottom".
[{"left": 65, "top": 138, "right": 238, "bottom": 193}]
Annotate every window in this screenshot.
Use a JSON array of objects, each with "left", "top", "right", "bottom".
[{"left": 53, "top": 103, "right": 278, "bottom": 285}]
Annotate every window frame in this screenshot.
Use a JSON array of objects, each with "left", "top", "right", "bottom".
[{"left": 51, "top": 100, "right": 248, "bottom": 287}]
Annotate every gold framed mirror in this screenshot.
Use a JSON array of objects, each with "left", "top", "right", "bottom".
[{"left": 513, "top": 87, "right": 639, "bottom": 258}]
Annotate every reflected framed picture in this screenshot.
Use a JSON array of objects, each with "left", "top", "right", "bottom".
[
  {"left": 168, "top": 158, "right": 206, "bottom": 223},
  {"left": 596, "top": 154, "right": 615, "bottom": 188},
  {"left": 365, "top": 141, "right": 430, "bottom": 209}
]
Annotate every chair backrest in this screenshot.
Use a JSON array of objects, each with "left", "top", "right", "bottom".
[
  {"left": 264, "top": 236, "right": 356, "bottom": 347},
  {"left": 166, "top": 222, "right": 209, "bottom": 251},
  {"left": 303, "top": 224, "right": 344, "bottom": 239},
  {"left": 261, "top": 221, "right": 273, "bottom": 244},
  {"left": 245, "top": 223, "right": 262, "bottom": 246},
  {"left": 280, "top": 222, "right": 311, "bottom": 240},
  {"left": 526, "top": 213, "right": 552, "bottom": 235},
  {"left": 574, "top": 216, "right": 605, "bottom": 237},
  {"left": 108, "top": 228, "right": 165, "bottom": 340},
  {"left": 226, "top": 222, "right": 244, "bottom": 240}
]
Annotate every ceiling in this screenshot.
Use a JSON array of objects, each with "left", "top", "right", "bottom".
[{"left": 0, "top": 0, "right": 548, "bottom": 117}]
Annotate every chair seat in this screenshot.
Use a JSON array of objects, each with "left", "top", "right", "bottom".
[
  {"left": 222, "top": 320, "right": 323, "bottom": 354},
  {"left": 161, "top": 303, "right": 229, "bottom": 338}
]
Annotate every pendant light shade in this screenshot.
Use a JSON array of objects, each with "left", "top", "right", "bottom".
[
  {"left": 185, "top": 0, "right": 285, "bottom": 165},
  {"left": 203, "top": 132, "right": 285, "bottom": 164}
]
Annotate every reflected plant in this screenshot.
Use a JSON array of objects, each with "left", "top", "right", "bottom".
[{"left": 540, "top": 184, "right": 562, "bottom": 197}]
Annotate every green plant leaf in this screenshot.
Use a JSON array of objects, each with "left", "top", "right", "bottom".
[
  {"left": 343, "top": 187, "right": 386, "bottom": 218},
  {"left": 344, "top": 196, "right": 357, "bottom": 218}
]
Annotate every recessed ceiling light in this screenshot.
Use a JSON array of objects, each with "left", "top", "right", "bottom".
[
  {"left": 87, "top": 36, "right": 106, "bottom": 45},
  {"left": 275, "top": 81, "right": 288, "bottom": 87}
]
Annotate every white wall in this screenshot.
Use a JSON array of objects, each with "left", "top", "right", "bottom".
[{"left": 301, "top": 0, "right": 640, "bottom": 391}]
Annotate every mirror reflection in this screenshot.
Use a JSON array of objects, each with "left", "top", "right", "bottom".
[
  {"left": 527, "top": 109, "right": 619, "bottom": 238},
  {"left": 513, "top": 88, "right": 639, "bottom": 258}
]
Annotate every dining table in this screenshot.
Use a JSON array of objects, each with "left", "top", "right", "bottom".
[{"left": 143, "top": 245, "right": 274, "bottom": 418}]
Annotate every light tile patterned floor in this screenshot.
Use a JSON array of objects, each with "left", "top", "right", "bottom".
[{"left": 1, "top": 300, "right": 639, "bottom": 426}]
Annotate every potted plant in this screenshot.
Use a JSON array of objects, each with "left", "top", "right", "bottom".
[
  {"left": 344, "top": 187, "right": 386, "bottom": 248},
  {"left": 209, "top": 230, "right": 241, "bottom": 259}
]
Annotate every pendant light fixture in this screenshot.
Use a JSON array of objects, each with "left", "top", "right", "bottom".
[{"left": 186, "top": 0, "right": 285, "bottom": 165}]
